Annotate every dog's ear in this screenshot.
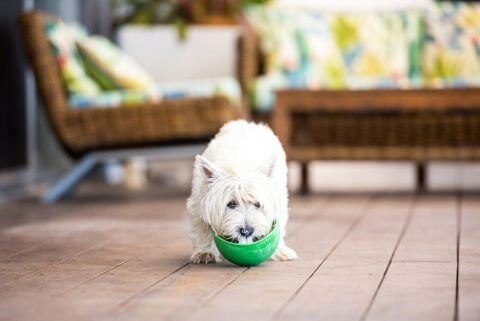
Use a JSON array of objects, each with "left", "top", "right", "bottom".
[
  {"left": 196, "top": 155, "right": 222, "bottom": 180},
  {"left": 259, "top": 154, "right": 277, "bottom": 178}
]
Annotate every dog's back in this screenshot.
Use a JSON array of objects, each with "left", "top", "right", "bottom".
[{"left": 202, "top": 120, "right": 286, "bottom": 177}]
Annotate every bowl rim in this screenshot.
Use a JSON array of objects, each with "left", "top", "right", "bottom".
[{"left": 213, "top": 221, "right": 279, "bottom": 248}]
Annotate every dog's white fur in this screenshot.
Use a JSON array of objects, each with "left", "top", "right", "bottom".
[{"left": 187, "top": 120, "right": 297, "bottom": 264}]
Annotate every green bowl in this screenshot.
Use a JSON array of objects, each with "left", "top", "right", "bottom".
[{"left": 213, "top": 223, "right": 280, "bottom": 267}]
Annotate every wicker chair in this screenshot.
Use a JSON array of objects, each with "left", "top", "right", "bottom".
[
  {"left": 238, "top": 31, "right": 480, "bottom": 193},
  {"left": 18, "top": 11, "right": 243, "bottom": 202}
]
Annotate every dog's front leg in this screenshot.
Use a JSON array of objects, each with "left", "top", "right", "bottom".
[
  {"left": 271, "top": 201, "right": 298, "bottom": 261},
  {"left": 189, "top": 217, "right": 219, "bottom": 264},
  {"left": 271, "top": 240, "right": 298, "bottom": 261},
  {"left": 272, "top": 222, "right": 298, "bottom": 261}
]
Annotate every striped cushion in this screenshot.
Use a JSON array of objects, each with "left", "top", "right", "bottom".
[
  {"left": 77, "top": 36, "right": 156, "bottom": 90},
  {"left": 44, "top": 20, "right": 101, "bottom": 97},
  {"left": 68, "top": 77, "right": 241, "bottom": 109}
]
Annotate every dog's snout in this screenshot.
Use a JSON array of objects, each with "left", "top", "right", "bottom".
[{"left": 238, "top": 226, "right": 254, "bottom": 238}]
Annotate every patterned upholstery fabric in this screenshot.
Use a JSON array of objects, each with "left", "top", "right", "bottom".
[
  {"left": 247, "top": 3, "right": 480, "bottom": 112},
  {"left": 422, "top": 2, "right": 480, "bottom": 87}
]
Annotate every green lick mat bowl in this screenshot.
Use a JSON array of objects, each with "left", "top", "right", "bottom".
[{"left": 213, "top": 223, "right": 280, "bottom": 267}]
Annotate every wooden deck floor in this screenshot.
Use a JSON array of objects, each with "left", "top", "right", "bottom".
[{"left": 0, "top": 194, "right": 479, "bottom": 321}]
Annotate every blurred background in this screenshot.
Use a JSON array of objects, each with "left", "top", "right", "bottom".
[{"left": 1, "top": 0, "right": 480, "bottom": 203}]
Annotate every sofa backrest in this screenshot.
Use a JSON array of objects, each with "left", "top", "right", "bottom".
[{"left": 244, "top": 3, "right": 480, "bottom": 88}]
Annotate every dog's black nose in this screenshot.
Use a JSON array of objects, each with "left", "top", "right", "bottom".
[{"left": 238, "top": 226, "right": 254, "bottom": 238}]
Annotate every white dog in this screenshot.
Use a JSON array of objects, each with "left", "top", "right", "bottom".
[{"left": 187, "top": 120, "right": 297, "bottom": 264}]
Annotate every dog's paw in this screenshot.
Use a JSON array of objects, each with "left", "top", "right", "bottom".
[
  {"left": 271, "top": 245, "right": 298, "bottom": 261},
  {"left": 190, "top": 251, "right": 217, "bottom": 264}
]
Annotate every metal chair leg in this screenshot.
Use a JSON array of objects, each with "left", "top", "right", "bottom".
[
  {"left": 41, "top": 144, "right": 205, "bottom": 203},
  {"left": 42, "top": 155, "right": 97, "bottom": 203},
  {"left": 416, "top": 162, "right": 427, "bottom": 193},
  {"left": 300, "top": 162, "right": 310, "bottom": 195}
]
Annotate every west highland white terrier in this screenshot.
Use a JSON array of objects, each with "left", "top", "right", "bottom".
[{"left": 187, "top": 120, "right": 298, "bottom": 264}]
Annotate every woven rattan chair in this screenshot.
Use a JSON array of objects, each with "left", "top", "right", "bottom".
[
  {"left": 238, "top": 30, "right": 480, "bottom": 194},
  {"left": 18, "top": 11, "right": 243, "bottom": 202}
]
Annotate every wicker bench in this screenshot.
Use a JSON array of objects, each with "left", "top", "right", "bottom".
[{"left": 271, "top": 88, "right": 480, "bottom": 193}]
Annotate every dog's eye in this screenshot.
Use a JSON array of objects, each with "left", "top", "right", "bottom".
[
  {"left": 253, "top": 201, "right": 261, "bottom": 208},
  {"left": 227, "top": 200, "right": 237, "bottom": 209}
]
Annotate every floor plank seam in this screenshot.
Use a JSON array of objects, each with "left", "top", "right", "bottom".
[
  {"left": 270, "top": 196, "right": 373, "bottom": 321},
  {"left": 111, "top": 261, "right": 191, "bottom": 312},
  {"left": 0, "top": 240, "right": 109, "bottom": 290},
  {"left": 0, "top": 216, "right": 116, "bottom": 284},
  {"left": 183, "top": 267, "right": 251, "bottom": 321},
  {"left": 0, "top": 219, "right": 105, "bottom": 261},
  {"left": 359, "top": 196, "right": 417, "bottom": 321},
  {"left": 392, "top": 260, "right": 452, "bottom": 263},
  {"left": 287, "top": 196, "right": 333, "bottom": 236},
  {"left": 285, "top": 197, "right": 335, "bottom": 241},
  {"left": 54, "top": 240, "right": 183, "bottom": 296},
  {"left": 453, "top": 192, "right": 462, "bottom": 321},
  {"left": 202, "top": 267, "right": 250, "bottom": 305},
  {"left": 56, "top": 257, "right": 135, "bottom": 296},
  {"left": 0, "top": 243, "right": 46, "bottom": 262}
]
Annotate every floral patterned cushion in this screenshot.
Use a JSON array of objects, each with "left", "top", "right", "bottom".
[
  {"left": 247, "top": 6, "right": 424, "bottom": 111},
  {"left": 422, "top": 2, "right": 480, "bottom": 87},
  {"left": 246, "top": 3, "right": 480, "bottom": 111}
]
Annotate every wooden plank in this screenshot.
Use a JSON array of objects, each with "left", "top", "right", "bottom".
[
  {"left": 1, "top": 195, "right": 475, "bottom": 321},
  {"left": 0, "top": 197, "right": 189, "bottom": 288},
  {"left": 0, "top": 201, "right": 132, "bottom": 266},
  {"left": 0, "top": 222, "right": 182, "bottom": 292},
  {"left": 0, "top": 230, "right": 106, "bottom": 287},
  {"left": 268, "top": 196, "right": 413, "bottom": 321},
  {"left": 0, "top": 204, "right": 88, "bottom": 260},
  {"left": 365, "top": 196, "right": 458, "bottom": 321},
  {"left": 287, "top": 196, "right": 331, "bottom": 234},
  {"left": 112, "top": 263, "right": 244, "bottom": 321},
  {"left": 111, "top": 196, "right": 369, "bottom": 321},
  {"left": 0, "top": 235, "right": 44, "bottom": 260},
  {"left": 0, "top": 220, "right": 189, "bottom": 321},
  {"left": 392, "top": 196, "right": 458, "bottom": 262},
  {"left": 458, "top": 197, "right": 480, "bottom": 321}
]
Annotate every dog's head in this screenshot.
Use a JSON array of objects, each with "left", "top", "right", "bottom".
[{"left": 196, "top": 155, "right": 277, "bottom": 244}]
